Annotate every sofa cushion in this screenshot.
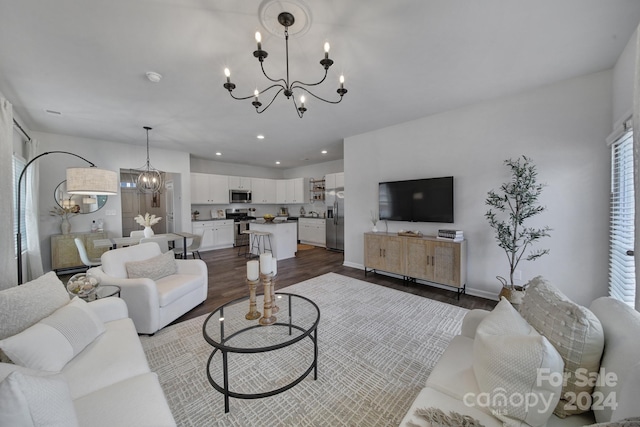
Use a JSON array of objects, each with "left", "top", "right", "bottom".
[
  {"left": 126, "top": 250, "right": 178, "bottom": 281},
  {"left": 473, "top": 297, "right": 564, "bottom": 427},
  {"left": 0, "top": 271, "right": 70, "bottom": 340},
  {"left": 0, "top": 297, "right": 105, "bottom": 372},
  {"left": 73, "top": 372, "right": 176, "bottom": 427},
  {"left": 156, "top": 274, "right": 205, "bottom": 307},
  {"left": 426, "top": 335, "right": 479, "bottom": 400},
  {"left": 519, "top": 276, "right": 605, "bottom": 417},
  {"left": 0, "top": 370, "right": 79, "bottom": 427},
  {"left": 589, "top": 297, "right": 640, "bottom": 423},
  {"left": 62, "top": 317, "right": 150, "bottom": 399}
]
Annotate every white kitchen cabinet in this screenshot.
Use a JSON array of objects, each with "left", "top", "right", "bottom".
[
  {"left": 192, "top": 220, "right": 234, "bottom": 251},
  {"left": 251, "top": 178, "right": 277, "bottom": 204},
  {"left": 298, "top": 218, "right": 326, "bottom": 247},
  {"left": 228, "top": 176, "right": 252, "bottom": 190},
  {"left": 278, "top": 178, "right": 306, "bottom": 204},
  {"left": 190, "top": 173, "right": 229, "bottom": 204},
  {"left": 324, "top": 172, "right": 344, "bottom": 190},
  {"left": 276, "top": 180, "right": 288, "bottom": 203}
]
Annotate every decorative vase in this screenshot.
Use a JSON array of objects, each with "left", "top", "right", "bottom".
[
  {"left": 61, "top": 217, "right": 71, "bottom": 235},
  {"left": 372, "top": 224, "right": 378, "bottom": 232},
  {"left": 143, "top": 226, "right": 154, "bottom": 238}
]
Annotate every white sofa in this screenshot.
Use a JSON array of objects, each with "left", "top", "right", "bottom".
[
  {"left": 0, "top": 272, "right": 176, "bottom": 427},
  {"left": 400, "top": 280, "right": 640, "bottom": 427},
  {"left": 88, "top": 242, "right": 208, "bottom": 334}
]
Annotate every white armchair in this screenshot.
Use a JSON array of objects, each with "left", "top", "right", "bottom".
[{"left": 88, "top": 242, "right": 208, "bottom": 334}]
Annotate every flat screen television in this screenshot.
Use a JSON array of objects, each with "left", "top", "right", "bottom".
[{"left": 379, "top": 176, "right": 454, "bottom": 223}]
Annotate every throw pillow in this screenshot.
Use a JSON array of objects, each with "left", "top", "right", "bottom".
[
  {"left": 518, "top": 276, "right": 605, "bottom": 417},
  {"left": 0, "top": 370, "right": 79, "bottom": 427},
  {"left": 473, "top": 297, "right": 564, "bottom": 427},
  {"left": 0, "top": 297, "right": 105, "bottom": 372},
  {"left": 125, "top": 250, "right": 177, "bottom": 281}
]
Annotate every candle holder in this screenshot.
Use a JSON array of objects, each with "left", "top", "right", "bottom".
[
  {"left": 271, "top": 273, "right": 279, "bottom": 314},
  {"left": 259, "top": 272, "right": 277, "bottom": 326},
  {"left": 245, "top": 277, "right": 261, "bottom": 320}
]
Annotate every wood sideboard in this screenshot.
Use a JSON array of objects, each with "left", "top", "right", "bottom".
[
  {"left": 51, "top": 232, "right": 108, "bottom": 272},
  {"left": 364, "top": 232, "right": 467, "bottom": 298}
]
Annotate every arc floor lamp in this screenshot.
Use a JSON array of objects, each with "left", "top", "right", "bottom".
[{"left": 16, "top": 151, "right": 118, "bottom": 284}]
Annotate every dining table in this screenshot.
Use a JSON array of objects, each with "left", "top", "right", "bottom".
[{"left": 92, "top": 232, "right": 197, "bottom": 259}]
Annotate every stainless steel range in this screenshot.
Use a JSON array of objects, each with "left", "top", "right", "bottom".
[{"left": 226, "top": 209, "right": 255, "bottom": 247}]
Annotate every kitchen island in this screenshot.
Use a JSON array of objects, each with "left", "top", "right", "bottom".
[{"left": 249, "top": 220, "right": 298, "bottom": 260}]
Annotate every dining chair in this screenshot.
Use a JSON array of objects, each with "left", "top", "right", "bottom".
[
  {"left": 176, "top": 235, "right": 202, "bottom": 259},
  {"left": 130, "top": 230, "right": 145, "bottom": 239},
  {"left": 74, "top": 238, "right": 102, "bottom": 267},
  {"left": 139, "top": 235, "right": 170, "bottom": 253}
]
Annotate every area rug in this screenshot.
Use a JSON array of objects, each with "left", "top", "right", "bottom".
[{"left": 140, "top": 272, "right": 468, "bottom": 426}]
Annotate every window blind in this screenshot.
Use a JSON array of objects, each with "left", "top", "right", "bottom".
[
  {"left": 12, "top": 155, "right": 27, "bottom": 256},
  {"left": 608, "top": 129, "right": 635, "bottom": 306}
]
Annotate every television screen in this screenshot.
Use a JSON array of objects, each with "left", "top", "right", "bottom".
[{"left": 379, "top": 176, "right": 454, "bottom": 223}]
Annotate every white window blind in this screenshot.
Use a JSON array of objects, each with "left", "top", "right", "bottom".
[
  {"left": 608, "top": 129, "right": 635, "bottom": 306},
  {"left": 13, "top": 155, "right": 27, "bottom": 256}
]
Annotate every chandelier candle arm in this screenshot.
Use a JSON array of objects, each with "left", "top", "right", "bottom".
[{"left": 222, "top": 11, "right": 347, "bottom": 117}]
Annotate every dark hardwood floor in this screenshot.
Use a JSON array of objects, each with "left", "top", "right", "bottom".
[
  {"left": 171, "top": 245, "right": 497, "bottom": 325},
  {"left": 58, "top": 245, "right": 497, "bottom": 325}
]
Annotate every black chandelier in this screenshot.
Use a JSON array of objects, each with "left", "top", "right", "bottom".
[{"left": 223, "top": 11, "right": 347, "bottom": 118}]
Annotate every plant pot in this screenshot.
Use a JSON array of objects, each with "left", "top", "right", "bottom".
[{"left": 499, "top": 286, "right": 525, "bottom": 307}]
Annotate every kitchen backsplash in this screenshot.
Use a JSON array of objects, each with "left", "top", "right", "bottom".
[{"left": 191, "top": 203, "right": 326, "bottom": 220}]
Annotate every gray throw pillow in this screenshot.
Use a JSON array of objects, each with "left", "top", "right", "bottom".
[{"left": 125, "top": 250, "right": 177, "bottom": 281}]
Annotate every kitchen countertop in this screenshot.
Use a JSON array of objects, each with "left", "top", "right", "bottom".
[
  {"left": 192, "top": 218, "right": 233, "bottom": 222},
  {"left": 251, "top": 220, "right": 297, "bottom": 224}
]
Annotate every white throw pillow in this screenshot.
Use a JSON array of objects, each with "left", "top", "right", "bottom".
[
  {"left": 473, "top": 297, "right": 564, "bottom": 427},
  {"left": 0, "top": 297, "right": 105, "bottom": 372},
  {"left": 0, "top": 370, "right": 79, "bottom": 427},
  {"left": 519, "top": 276, "right": 605, "bottom": 417},
  {"left": 125, "top": 250, "right": 177, "bottom": 281}
]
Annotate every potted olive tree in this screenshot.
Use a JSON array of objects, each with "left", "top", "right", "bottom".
[{"left": 485, "top": 156, "right": 551, "bottom": 304}]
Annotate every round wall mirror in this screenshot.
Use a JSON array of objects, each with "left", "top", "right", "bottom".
[{"left": 55, "top": 180, "right": 108, "bottom": 214}]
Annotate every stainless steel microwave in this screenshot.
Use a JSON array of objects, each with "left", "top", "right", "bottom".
[{"left": 230, "top": 189, "right": 251, "bottom": 203}]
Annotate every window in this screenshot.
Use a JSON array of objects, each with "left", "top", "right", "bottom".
[
  {"left": 608, "top": 128, "right": 635, "bottom": 306},
  {"left": 12, "top": 155, "right": 27, "bottom": 255}
]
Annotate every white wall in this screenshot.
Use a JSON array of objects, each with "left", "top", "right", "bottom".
[
  {"left": 190, "top": 158, "right": 283, "bottom": 178},
  {"left": 612, "top": 27, "right": 638, "bottom": 126},
  {"left": 35, "top": 132, "right": 191, "bottom": 271},
  {"left": 344, "top": 71, "right": 612, "bottom": 306}
]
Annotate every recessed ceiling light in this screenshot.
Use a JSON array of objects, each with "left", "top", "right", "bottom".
[
  {"left": 321, "top": 150, "right": 327, "bottom": 154},
  {"left": 275, "top": 161, "right": 280, "bottom": 165},
  {"left": 215, "top": 152, "right": 222, "bottom": 156},
  {"left": 145, "top": 71, "right": 163, "bottom": 83},
  {"left": 257, "top": 135, "right": 265, "bottom": 139}
]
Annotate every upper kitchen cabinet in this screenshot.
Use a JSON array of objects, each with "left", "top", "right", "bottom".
[
  {"left": 228, "top": 176, "right": 252, "bottom": 190},
  {"left": 251, "top": 178, "right": 277, "bottom": 204},
  {"left": 191, "top": 173, "right": 229, "bottom": 204},
  {"left": 277, "top": 178, "right": 307, "bottom": 204},
  {"left": 324, "top": 172, "right": 344, "bottom": 190}
]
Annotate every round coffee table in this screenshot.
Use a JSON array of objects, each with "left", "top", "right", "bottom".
[{"left": 203, "top": 292, "right": 320, "bottom": 413}]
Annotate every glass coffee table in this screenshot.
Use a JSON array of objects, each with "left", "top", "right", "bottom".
[{"left": 203, "top": 292, "right": 320, "bottom": 413}]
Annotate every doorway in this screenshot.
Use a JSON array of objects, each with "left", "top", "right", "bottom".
[{"left": 120, "top": 169, "right": 167, "bottom": 237}]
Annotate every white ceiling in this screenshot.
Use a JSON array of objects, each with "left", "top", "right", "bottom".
[{"left": 1, "top": 0, "right": 640, "bottom": 169}]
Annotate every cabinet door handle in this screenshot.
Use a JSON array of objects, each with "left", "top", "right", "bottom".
[
  {"left": 379, "top": 248, "right": 382, "bottom": 257},
  {"left": 431, "top": 256, "right": 434, "bottom": 265},
  {"left": 383, "top": 249, "right": 386, "bottom": 257}
]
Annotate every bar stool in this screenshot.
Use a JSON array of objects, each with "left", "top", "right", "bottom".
[
  {"left": 243, "top": 230, "right": 273, "bottom": 258},
  {"left": 237, "top": 230, "right": 251, "bottom": 256}
]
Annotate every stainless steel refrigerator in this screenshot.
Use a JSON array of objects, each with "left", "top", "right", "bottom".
[{"left": 326, "top": 186, "right": 344, "bottom": 251}]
